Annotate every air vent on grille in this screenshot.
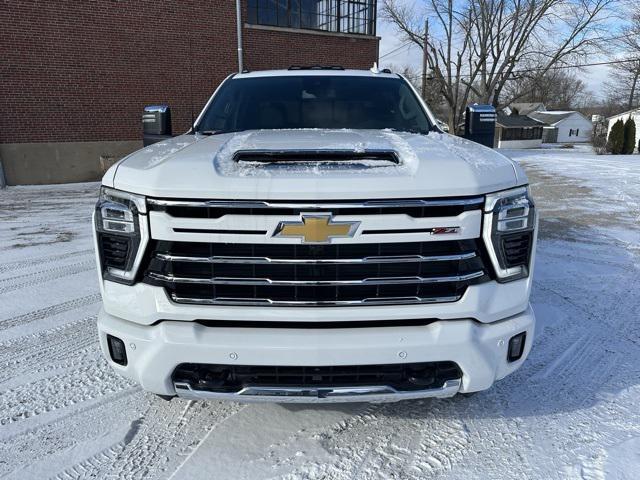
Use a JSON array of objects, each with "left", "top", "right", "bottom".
[
  {"left": 99, "top": 234, "right": 131, "bottom": 270},
  {"left": 172, "top": 362, "right": 462, "bottom": 393},
  {"left": 501, "top": 232, "right": 532, "bottom": 268}
]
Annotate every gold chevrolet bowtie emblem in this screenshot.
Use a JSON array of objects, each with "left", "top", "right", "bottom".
[{"left": 273, "top": 214, "right": 360, "bottom": 244}]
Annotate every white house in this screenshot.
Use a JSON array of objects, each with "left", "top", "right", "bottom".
[
  {"left": 606, "top": 107, "right": 640, "bottom": 153},
  {"left": 528, "top": 111, "right": 593, "bottom": 143}
]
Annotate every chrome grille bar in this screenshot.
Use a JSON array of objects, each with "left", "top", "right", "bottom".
[
  {"left": 147, "top": 197, "right": 484, "bottom": 209},
  {"left": 171, "top": 294, "right": 462, "bottom": 306},
  {"left": 173, "top": 379, "right": 462, "bottom": 403},
  {"left": 154, "top": 251, "right": 477, "bottom": 265},
  {"left": 149, "top": 271, "right": 484, "bottom": 286}
]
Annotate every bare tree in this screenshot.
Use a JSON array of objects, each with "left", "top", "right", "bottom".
[
  {"left": 386, "top": 63, "right": 449, "bottom": 118},
  {"left": 500, "top": 69, "right": 592, "bottom": 109},
  {"left": 382, "top": 0, "right": 616, "bottom": 130},
  {"left": 605, "top": 13, "right": 640, "bottom": 109}
]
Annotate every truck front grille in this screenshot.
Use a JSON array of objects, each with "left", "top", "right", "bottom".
[
  {"left": 142, "top": 240, "right": 490, "bottom": 306},
  {"left": 172, "top": 362, "right": 462, "bottom": 393}
]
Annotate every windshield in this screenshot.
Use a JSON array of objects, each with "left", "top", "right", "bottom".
[{"left": 197, "top": 75, "right": 432, "bottom": 134}]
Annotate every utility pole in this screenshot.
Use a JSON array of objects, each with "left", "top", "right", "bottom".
[
  {"left": 421, "top": 19, "right": 429, "bottom": 100},
  {"left": 235, "top": 0, "right": 244, "bottom": 72}
]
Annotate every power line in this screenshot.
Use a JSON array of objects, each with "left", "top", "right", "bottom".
[
  {"left": 379, "top": 41, "right": 413, "bottom": 60},
  {"left": 379, "top": 31, "right": 635, "bottom": 64},
  {"left": 403, "top": 57, "right": 640, "bottom": 81},
  {"left": 380, "top": 42, "right": 412, "bottom": 59}
]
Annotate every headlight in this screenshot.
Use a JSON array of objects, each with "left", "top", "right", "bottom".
[
  {"left": 94, "top": 187, "right": 148, "bottom": 284},
  {"left": 483, "top": 186, "right": 537, "bottom": 282}
]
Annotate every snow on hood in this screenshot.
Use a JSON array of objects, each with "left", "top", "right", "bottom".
[
  {"left": 213, "top": 129, "right": 421, "bottom": 177},
  {"left": 134, "top": 139, "right": 197, "bottom": 169},
  {"left": 111, "top": 129, "right": 524, "bottom": 199}
]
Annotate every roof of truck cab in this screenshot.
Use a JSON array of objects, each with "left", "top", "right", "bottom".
[{"left": 233, "top": 69, "right": 400, "bottom": 79}]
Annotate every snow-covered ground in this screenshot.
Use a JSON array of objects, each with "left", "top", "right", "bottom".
[{"left": 1, "top": 145, "right": 639, "bottom": 479}]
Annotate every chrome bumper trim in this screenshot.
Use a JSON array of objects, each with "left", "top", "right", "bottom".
[{"left": 173, "top": 379, "right": 462, "bottom": 403}]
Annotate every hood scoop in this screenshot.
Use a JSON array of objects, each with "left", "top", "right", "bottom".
[{"left": 233, "top": 149, "right": 399, "bottom": 165}]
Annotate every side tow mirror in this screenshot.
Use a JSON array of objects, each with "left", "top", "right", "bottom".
[{"left": 142, "top": 105, "right": 172, "bottom": 146}]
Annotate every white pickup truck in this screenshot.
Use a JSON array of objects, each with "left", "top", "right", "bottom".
[{"left": 94, "top": 68, "right": 537, "bottom": 403}]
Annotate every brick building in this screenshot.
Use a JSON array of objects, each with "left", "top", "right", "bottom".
[{"left": 0, "top": 1, "right": 379, "bottom": 185}]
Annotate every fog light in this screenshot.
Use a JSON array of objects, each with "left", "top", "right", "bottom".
[
  {"left": 107, "top": 334, "right": 128, "bottom": 366},
  {"left": 507, "top": 332, "right": 526, "bottom": 362}
]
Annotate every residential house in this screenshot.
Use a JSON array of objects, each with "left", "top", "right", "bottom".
[
  {"left": 606, "top": 107, "right": 640, "bottom": 153},
  {"left": 528, "top": 111, "right": 593, "bottom": 143}
]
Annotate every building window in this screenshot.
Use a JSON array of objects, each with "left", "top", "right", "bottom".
[{"left": 247, "top": 0, "right": 376, "bottom": 35}]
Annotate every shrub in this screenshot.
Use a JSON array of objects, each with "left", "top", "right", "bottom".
[
  {"left": 607, "top": 119, "right": 625, "bottom": 154},
  {"left": 592, "top": 128, "right": 608, "bottom": 155},
  {"left": 623, "top": 118, "right": 636, "bottom": 154}
]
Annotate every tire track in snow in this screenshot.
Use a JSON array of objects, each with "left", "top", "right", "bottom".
[
  {"left": 0, "top": 356, "right": 134, "bottom": 427},
  {"left": 56, "top": 399, "right": 244, "bottom": 480},
  {"left": 232, "top": 402, "right": 377, "bottom": 478},
  {"left": 107, "top": 400, "right": 219, "bottom": 480},
  {"left": 541, "top": 250, "right": 637, "bottom": 274},
  {"left": 0, "top": 343, "right": 98, "bottom": 392},
  {"left": 366, "top": 401, "right": 471, "bottom": 479},
  {"left": 530, "top": 281, "right": 629, "bottom": 400},
  {"left": 51, "top": 419, "right": 144, "bottom": 480},
  {"left": 459, "top": 268, "right": 640, "bottom": 477},
  {"left": 0, "top": 249, "right": 93, "bottom": 275},
  {"left": 0, "top": 387, "right": 141, "bottom": 462},
  {"left": 0, "top": 260, "right": 92, "bottom": 283},
  {"left": 411, "top": 415, "right": 471, "bottom": 476},
  {"left": 0, "top": 316, "right": 98, "bottom": 383},
  {"left": 0, "top": 260, "right": 95, "bottom": 294},
  {"left": 0, "top": 293, "right": 101, "bottom": 332},
  {"left": 279, "top": 400, "right": 471, "bottom": 480}
]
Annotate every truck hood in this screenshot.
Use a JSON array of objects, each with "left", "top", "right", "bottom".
[{"left": 110, "top": 129, "right": 526, "bottom": 199}]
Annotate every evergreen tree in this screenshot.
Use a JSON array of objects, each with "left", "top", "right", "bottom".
[
  {"left": 607, "top": 119, "right": 625, "bottom": 154},
  {"left": 623, "top": 118, "right": 636, "bottom": 154}
]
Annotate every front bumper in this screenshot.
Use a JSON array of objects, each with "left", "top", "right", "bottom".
[{"left": 97, "top": 304, "right": 535, "bottom": 402}]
